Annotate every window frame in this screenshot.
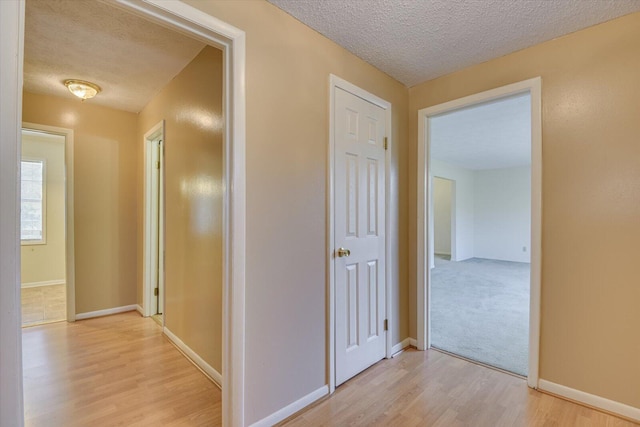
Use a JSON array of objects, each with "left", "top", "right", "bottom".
[{"left": 20, "top": 157, "right": 46, "bottom": 245}]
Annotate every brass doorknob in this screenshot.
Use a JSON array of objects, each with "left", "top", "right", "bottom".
[{"left": 337, "top": 247, "right": 351, "bottom": 257}]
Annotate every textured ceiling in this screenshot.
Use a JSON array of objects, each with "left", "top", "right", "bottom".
[
  {"left": 267, "top": 0, "right": 640, "bottom": 87},
  {"left": 24, "top": 0, "right": 206, "bottom": 113},
  {"left": 430, "top": 93, "right": 531, "bottom": 171}
]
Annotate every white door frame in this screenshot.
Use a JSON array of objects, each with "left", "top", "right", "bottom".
[
  {"left": 22, "top": 122, "right": 76, "bottom": 323},
  {"left": 328, "top": 74, "right": 394, "bottom": 394},
  {"left": 0, "top": 1, "right": 246, "bottom": 426},
  {"left": 143, "top": 121, "right": 165, "bottom": 319},
  {"left": 416, "top": 77, "right": 542, "bottom": 388}
]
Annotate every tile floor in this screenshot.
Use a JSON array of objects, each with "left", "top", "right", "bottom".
[{"left": 21, "top": 284, "right": 66, "bottom": 327}]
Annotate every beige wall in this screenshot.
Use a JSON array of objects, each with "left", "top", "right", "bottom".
[
  {"left": 138, "top": 46, "right": 224, "bottom": 374},
  {"left": 409, "top": 12, "right": 640, "bottom": 408},
  {"left": 22, "top": 92, "right": 138, "bottom": 314},
  {"left": 21, "top": 131, "right": 66, "bottom": 285},
  {"left": 183, "top": 1, "right": 409, "bottom": 423}
]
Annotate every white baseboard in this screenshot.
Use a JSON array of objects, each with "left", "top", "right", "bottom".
[
  {"left": 408, "top": 338, "right": 417, "bottom": 347},
  {"left": 391, "top": 338, "right": 412, "bottom": 355},
  {"left": 538, "top": 379, "right": 640, "bottom": 422},
  {"left": 75, "top": 304, "right": 137, "bottom": 320},
  {"left": 163, "top": 327, "right": 222, "bottom": 389},
  {"left": 250, "top": 385, "right": 328, "bottom": 427},
  {"left": 135, "top": 304, "right": 143, "bottom": 315},
  {"left": 21, "top": 279, "right": 65, "bottom": 289}
]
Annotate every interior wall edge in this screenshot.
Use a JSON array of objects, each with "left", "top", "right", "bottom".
[
  {"left": 538, "top": 379, "right": 640, "bottom": 423},
  {"left": 75, "top": 305, "right": 138, "bottom": 320},
  {"left": 0, "top": 0, "right": 25, "bottom": 425},
  {"left": 249, "top": 385, "right": 329, "bottom": 427},
  {"left": 163, "top": 326, "right": 222, "bottom": 389}
]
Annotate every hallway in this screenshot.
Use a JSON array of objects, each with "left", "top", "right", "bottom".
[{"left": 22, "top": 312, "right": 221, "bottom": 426}]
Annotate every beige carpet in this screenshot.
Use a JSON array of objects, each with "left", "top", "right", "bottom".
[{"left": 431, "top": 255, "right": 530, "bottom": 376}]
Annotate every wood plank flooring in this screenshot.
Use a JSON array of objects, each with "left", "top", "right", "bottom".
[
  {"left": 23, "top": 313, "right": 636, "bottom": 426},
  {"left": 22, "top": 311, "right": 221, "bottom": 426},
  {"left": 283, "top": 349, "right": 637, "bottom": 427}
]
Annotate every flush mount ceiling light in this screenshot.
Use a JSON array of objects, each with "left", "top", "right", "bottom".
[{"left": 64, "top": 79, "right": 101, "bottom": 100}]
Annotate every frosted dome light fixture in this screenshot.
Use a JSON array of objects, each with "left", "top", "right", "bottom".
[{"left": 64, "top": 79, "right": 101, "bottom": 100}]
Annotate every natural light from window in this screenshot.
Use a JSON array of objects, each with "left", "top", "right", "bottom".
[{"left": 21, "top": 159, "right": 45, "bottom": 243}]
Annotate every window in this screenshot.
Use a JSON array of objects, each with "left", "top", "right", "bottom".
[{"left": 21, "top": 159, "right": 46, "bottom": 244}]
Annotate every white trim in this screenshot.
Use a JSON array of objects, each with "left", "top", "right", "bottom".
[
  {"left": 383, "top": 86, "right": 395, "bottom": 363},
  {"left": 408, "top": 338, "right": 417, "bottom": 348},
  {"left": 327, "top": 76, "right": 336, "bottom": 394},
  {"left": 0, "top": 1, "right": 25, "bottom": 424},
  {"left": 21, "top": 280, "right": 65, "bottom": 289},
  {"left": 328, "top": 74, "right": 395, "bottom": 394},
  {"left": 75, "top": 304, "right": 137, "bottom": 320},
  {"left": 330, "top": 76, "right": 393, "bottom": 109},
  {"left": 22, "top": 122, "right": 76, "bottom": 322},
  {"left": 19, "top": 156, "right": 47, "bottom": 245},
  {"left": 136, "top": 304, "right": 143, "bottom": 315},
  {"left": 163, "top": 327, "right": 222, "bottom": 388},
  {"left": 142, "top": 120, "right": 164, "bottom": 318},
  {"left": 528, "top": 78, "right": 543, "bottom": 388},
  {"left": 249, "top": 385, "right": 329, "bottom": 427},
  {"left": 391, "top": 338, "right": 412, "bottom": 355},
  {"left": 416, "top": 105, "right": 429, "bottom": 351},
  {"left": 416, "top": 77, "right": 542, "bottom": 388},
  {"left": 108, "top": 2, "right": 246, "bottom": 425},
  {"left": 538, "top": 380, "right": 640, "bottom": 423}
]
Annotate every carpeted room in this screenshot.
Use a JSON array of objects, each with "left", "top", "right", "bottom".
[{"left": 428, "top": 93, "right": 532, "bottom": 376}]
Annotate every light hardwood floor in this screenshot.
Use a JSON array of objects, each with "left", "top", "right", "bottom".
[
  {"left": 23, "top": 313, "right": 635, "bottom": 426},
  {"left": 283, "top": 349, "right": 637, "bottom": 427},
  {"left": 22, "top": 311, "right": 221, "bottom": 426},
  {"left": 21, "top": 284, "right": 66, "bottom": 326}
]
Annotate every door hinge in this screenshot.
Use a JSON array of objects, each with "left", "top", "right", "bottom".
[
  {"left": 154, "top": 287, "right": 159, "bottom": 296},
  {"left": 156, "top": 161, "right": 160, "bottom": 170},
  {"left": 383, "top": 137, "right": 388, "bottom": 150},
  {"left": 384, "top": 319, "right": 388, "bottom": 331}
]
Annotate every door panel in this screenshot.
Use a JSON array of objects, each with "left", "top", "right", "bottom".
[{"left": 335, "top": 87, "right": 386, "bottom": 386}]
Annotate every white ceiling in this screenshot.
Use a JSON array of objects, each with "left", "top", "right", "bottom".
[
  {"left": 267, "top": 0, "right": 640, "bottom": 87},
  {"left": 430, "top": 93, "right": 531, "bottom": 170},
  {"left": 24, "top": 0, "right": 206, "bottom": 113}
]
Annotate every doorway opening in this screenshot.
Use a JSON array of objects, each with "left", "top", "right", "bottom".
[
  {"left": 417, "top": 78, "right": 542, "bottom": 387},
  {"left": 143, "top": 121, "right": 165, "bottom": 325},
  {"left": 20, "top": 124, "right": 75, "bottom": 327},
  {"left": 432, "top": 176, "right": 454, "bottom": 265},
  {"left": 430, "top": 93, "right": 532, "bottom": 376},
  {"left": 1, "top": 1, "right": 246, "bottom": 426}
]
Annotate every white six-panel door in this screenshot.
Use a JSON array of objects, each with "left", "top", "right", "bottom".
[{"left": 334, "top": 87, "right": 386, "bottom": 386}]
